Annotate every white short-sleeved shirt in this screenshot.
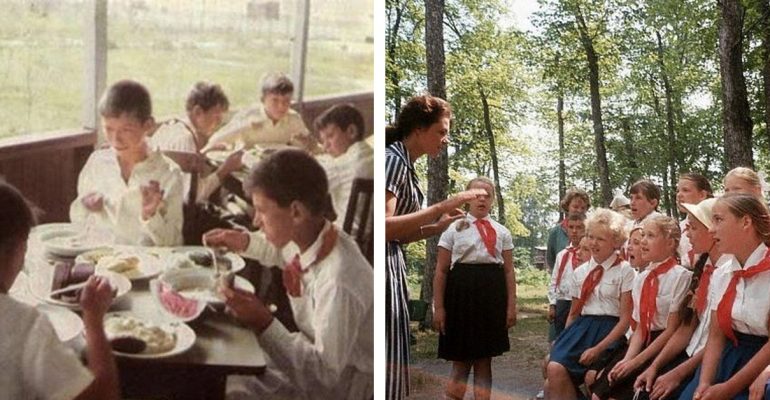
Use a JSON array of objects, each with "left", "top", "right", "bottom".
[
  {"left": 316, "top": 141, "right": 374, "bottom": 231},
  {"left": 548, "top": 245, "right": 583, "bottom": 305},
  {"left": 69, "top": 148, "right": 184, "bottom": 246},
  {"left": 686, "top": 256, "right": 719, "bottom": 356},
  {"left": 438, "top": 214, "right": 514, "bottom": 265},
  {"left": 631, "top": 259, "right": 692, "bottom": 331},
  {"left": 0, "top": 295, "right": 93, "bottom": 400},
  {"left": 570, "top": 253, "right": 636, "bottom": 317},
  {"left": 678, "top": 218, "right": 693, "bottom": 268},
  {"left": 709, "top": 243, "right": 770, "bottom": 336},
  {"left": 208, "top": 104, "right": 308, "bottom": 149}
]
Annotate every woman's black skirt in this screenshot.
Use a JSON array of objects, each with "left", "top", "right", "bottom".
[{"left": 437, "top": 263, "right": 510, "bottom": 361}]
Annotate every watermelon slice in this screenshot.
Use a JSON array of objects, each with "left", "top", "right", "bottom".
[{"left": 152, "top": 280, "right": 204, "bottom": 321}]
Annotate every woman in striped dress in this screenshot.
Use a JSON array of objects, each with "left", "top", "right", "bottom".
[{"left": 385, "top": 95, "right": 485, "bottom": 399}]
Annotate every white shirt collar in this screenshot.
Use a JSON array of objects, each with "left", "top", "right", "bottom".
[
  {"left": 282, "top": 220, "right": 334, "bottom": 272},
  {"left": 718, "top": 242, "right": 769, "bottom": 272}
]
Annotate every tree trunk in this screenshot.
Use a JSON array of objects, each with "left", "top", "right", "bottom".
[
  {"left": 719, "top": 0, "right": 754, "bottom": 169},
  {"left": 656, "top": 31, "right": 679, "bottom": 219},
  {"left": 760, "top": 0, "right": 770, "bottom": 147},
  {"left": 557, "top": 92, "right": 566, "bottom": 220},
  {"left": 574, "top": 8, "right": 612, "bottom": 207},
  {"left": 386, "top": 0, "right": 405, "bottom": 118},
  {"left": 620, "top": 118, "right": 639, "bottom": 181},
  {"left": 420, "top": 0, "right": 447, "bottom": 330},
  {"left": 479, "top": 84, "right": 506, "bottom": 225}
]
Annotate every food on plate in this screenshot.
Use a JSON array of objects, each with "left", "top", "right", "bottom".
[
  {"left": 157, "top": 282, "right": 204, "bottom": 320},
  {"left": 109, "top": 336, "right": 147, "bottom": 354},
  {"left": 96, "top": 254, "right": 141, "bottom": 278},
  {"left": 172, "top": 250, "right": 232, "bottom": 271},
  {"left": 104, "top": 314, "right": 177, "bottom": 355},
  {"left": 51, "top": 262, "right": 95, "bottom": 303},
  {"left": 77, "top": 248, "right": 115, "bottom": 264},
  {"left": 187, "top": 251, "right": 213, "bottom": 267}
]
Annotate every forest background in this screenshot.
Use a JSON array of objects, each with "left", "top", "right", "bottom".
[{"left": 386, "top": 0, "right": 770, "bottom": 328}]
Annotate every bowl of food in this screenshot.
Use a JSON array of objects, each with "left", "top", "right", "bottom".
[{"left": 104, "top": 312, "right": 195, "bottom": 358}]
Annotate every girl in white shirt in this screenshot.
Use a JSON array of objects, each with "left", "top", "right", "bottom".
[
  {"left": 546, "top": 209, "right": 635, "bottom": 400},
  {"left": 675, "top": 173, "right": 712, "bottom": 268},
  {"left": 632, "top": 198, "right": 720, "bottom": 400},
  {"left": 723, "top": 167, "right": 764, "bottom": 199},
  {"left": 0, "top": 180, "right": 119, "bottom": 400},
  {"left": 591, "top": 216, "right": 691, "bottom": 400},
  {"left": 680, "top": 194, "right": 770, "bottom": 400},
  {"left": 432, "top": 177, "right": 517, "bottom": 400},
  {"left": 70, "top": 80, "right": 184, "bottom": 246}
]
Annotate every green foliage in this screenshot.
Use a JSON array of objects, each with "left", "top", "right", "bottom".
[{"left": 516, "top": 266, "right": 551, "bottom": 288}]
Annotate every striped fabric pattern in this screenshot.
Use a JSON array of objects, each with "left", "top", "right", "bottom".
[{"left": 385, "top": 141, "right": 423, "bottom": 400}]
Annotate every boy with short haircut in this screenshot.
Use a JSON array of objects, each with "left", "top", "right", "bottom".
[
  {"left": 314, "top": 103, "right": 374, "bottom": 230},
  {"left": 629, "top": 179, "right": 662, "bottom": 228},
  {"left": 204, "top": 73, "right": 309, "bottom": 151},
  {"left": 1, "top": 180, "right": 119, "bottom": 400},
  {"left": 70, "top": 79, "right": 184, "bottom": 246}
]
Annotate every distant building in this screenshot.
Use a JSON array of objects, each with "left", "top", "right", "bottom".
[{"left": 534, "top": 246, "right": 547, "bottom": 271}]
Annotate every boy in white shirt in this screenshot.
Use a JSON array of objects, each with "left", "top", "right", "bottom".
[
  {"left": 314, "top": 104, "right": 374, "bottom": 231},
  {"left": 202, "top": 149, "right": 373, "bottom": 399},
  {"left": 203, "top": 73, "right": 311, "bottom": 151},
  {"left": 0, "top": 180, "right": 119, "bottom": 400},
  {"left": 70, "top": 79, "right": 184, "bottom": 246},
  {"left": 548, "top": 212, "right": 586, "bottom": 343}
]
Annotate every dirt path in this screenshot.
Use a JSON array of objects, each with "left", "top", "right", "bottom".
[{"left": 408, "top": 312, "right": 549, "bottom": 400}]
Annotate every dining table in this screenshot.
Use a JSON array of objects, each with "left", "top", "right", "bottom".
[{"left": 12, "top": 231, "right": 269, "bottom": 400}]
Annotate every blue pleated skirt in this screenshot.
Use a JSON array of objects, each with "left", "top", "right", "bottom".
[
  {"left": 678, "top": 332, "right": 768, "bottom": 400},
  {"left": 550, "top": 315, "right": 621, "bottom": 383}
]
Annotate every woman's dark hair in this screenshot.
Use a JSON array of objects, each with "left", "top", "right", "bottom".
[
  {"left": 243, "top": 149, "right": 336, "bottom": 221},
  {"left": 385, "top": 95, "right": 451, "bottom": 146},
  {"left": 560, "top": 188, "right": 591, "bottom": 212},
  {"left": 186, "top": 81, "right": 229, "bottom": 113},
  {"left": 630, "top": 179, "right": 661, "bottom": 205},
  {"left": 678, "top": 252, "right": 710, "bottom": 325},
  {"left": 679, "top": 172, "right": 713, "bottom": 198},
  {"left": 99, "top": 79, "right": 153, "bottom": 122},
  {"left": 0, "top": 179, "right": 36, "bottom": 250}
]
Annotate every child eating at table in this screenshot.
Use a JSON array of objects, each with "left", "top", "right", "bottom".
[
  {"left": 203, "top": 73, "right": 311, "bottom": 151},
  {"left": 202, "top": 149, "right": 373, "bottom": 399},
  {"left": 0, "top": 179, "right": 119, "bottom": 400},
  {"left": 70, "top": 79, "right": 184, "bottom": 246},
  {"left": 314, "top": 103, "right": 374, "bottom": 231}
]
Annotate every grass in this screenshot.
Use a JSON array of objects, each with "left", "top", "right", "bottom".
[{"left": 0, "top": 0, "right": 373, "bottom": 138}]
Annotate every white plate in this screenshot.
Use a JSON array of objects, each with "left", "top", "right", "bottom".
[
  {"left": 105, "top": 311, "right": 196, "bottom": 359},
  {"left": 77, "top": 248, "right": 163, "bottom": 281},
  {"left": 36, "top": 223, "right": 107, "bottom": 257},
  {"left": 38, "top": 304, "right": 84, "bottom": 343},
  {"left": 157, "top": 268, "right": 254, "bottom": 305},
  {"left": 33, "top": 271, "right": 132, "bottom": 310},
  {"left": 169, "top": 246, "right": 246, "bottom": 273}
]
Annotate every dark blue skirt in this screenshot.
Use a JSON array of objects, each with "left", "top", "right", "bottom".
[
  {"left": 550, "top": 315, "right": 621, "bottom": 383},
  {"left": 549, "top": 299, "right": 573, "bottom": 341},
  {"left": 677, "top": 332, "right": 768, "bottom": 400}
]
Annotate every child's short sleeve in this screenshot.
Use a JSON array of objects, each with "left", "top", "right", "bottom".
[
  {"left": 438, "top": 223, "right": 456, "bottom": 250},
  {"left": 22, "top": 314, "right": 93, "bottom": 400},
  {"left": 501, "top": 227, "right": 514, "bottom": 251},
  {"left": 619, "top": 263, "right": 636, "bottom": 293},
  {"left": 668, "top": 268, "right": 693, "bottom": 314},
  {"left": 385, "top": 152, "right": 407, "bottom": 199}
]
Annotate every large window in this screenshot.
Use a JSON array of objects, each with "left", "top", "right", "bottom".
[
  {"left": 0, "top": 1, "right": 84, "bottom": 138},
  {"left": 0, "top": 0, "right": 373, "bottom": 138}
]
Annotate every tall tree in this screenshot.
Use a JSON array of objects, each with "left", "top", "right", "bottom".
[
  {"left": 719, "top": 0, "right": 755, "bottom": 168},
  {"left": 421, "top": 0, "right": 448, "bottom": 329}
]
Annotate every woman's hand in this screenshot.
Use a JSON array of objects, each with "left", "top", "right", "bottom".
[
  {"left": 433, "top": 307, "right": 446, "bottom": 334},
  {"left": 748, "top": 367, "right": 770, "bottom": 400},
  {"left": 445, "top": 188, "right": 487, "bottom": 211},
  {"left": 140, "top": 180, "right": 164, "bottom": 220},
  {"left": 435, "top": 208, "right": 466, "bottom": 231},
  {"left": 218, "top": 149, "right": 244, "bottom": 177},
  {"left": 82, "top": 192, "right": 104, "bottom": 212},
  {"left": 202, "top": 228, "right": 250, "bottom": 253},
  {"left": 579, "top": 346, "right": 601, "bottom": 366}
]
